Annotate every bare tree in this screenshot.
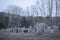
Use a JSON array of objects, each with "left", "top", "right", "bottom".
[
  {"left": 30, "top": 5, "right": 37, "bottom": 27},
  {"left": 6, "top": 5, "right": 23, "bottom": 27},
  {"left": 36, "top": 0, "right": 47, "bottom": 23},
  {"left": 6, "top": 5, "right": 22, "bottom": 15},
  {"left": 45, "top": 0, "right": 53, "bottom": 26}
]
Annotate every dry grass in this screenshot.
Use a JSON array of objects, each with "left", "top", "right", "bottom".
[{"left": 0, "top": 31, "right": 60, "bottom": 40}]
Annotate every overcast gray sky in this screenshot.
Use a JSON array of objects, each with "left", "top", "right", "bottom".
[
  {"left": 0, "top": 0, "right": 57, "bottom": 16},
  {"left": 0, "top": 0, "right": 36, "bottom": 12}
]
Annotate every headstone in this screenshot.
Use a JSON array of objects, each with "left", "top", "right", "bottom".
[{"left": 50, "top": 29, "right": 54, "bottom": 34}]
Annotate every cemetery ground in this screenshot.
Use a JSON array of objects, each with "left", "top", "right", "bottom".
[{"left": 0, "top": 30, "right": 60, "bottom": 40}]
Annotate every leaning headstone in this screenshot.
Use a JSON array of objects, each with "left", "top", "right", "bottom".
[
  {"left": 50, "top": 29, "right": 54, "bottom": 34},
  {"left": 1, "top": 28, "right": 4, "bottom": 32},
  {"left": 18, "top": 27, "right": 22, "bottom": 33},
  {"left": 47, "top": 27, "right": 51, "bottom": 33}
]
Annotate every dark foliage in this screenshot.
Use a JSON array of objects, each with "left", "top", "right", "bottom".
[
  {"left": 20, "top": 17, "right": 30, "bottom": 28},
  {"left": 0, "top": 12, "right": 9, "bottom": 29}
]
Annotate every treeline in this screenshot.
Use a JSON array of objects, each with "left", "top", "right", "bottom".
[
  {"left": 0, "top": 12, "right": 60, "bottom": 29},
  {"left": 0, "top": 12, "right": 9, "bottom": 29},
  {"left": 0, "top": 0, "right": 60, "bottom": 29}
]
